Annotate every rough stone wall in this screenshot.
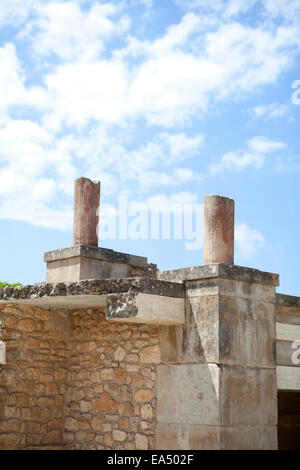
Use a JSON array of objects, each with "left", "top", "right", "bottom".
[
  {"left": 0, "top": 304, "right": 160, "bottom": 450},
  {"left": 65, "top": 308, "right": 159, "bottom": 450},
  {"left": 0, "top": 304, "right": 70, "bottom": 449}
]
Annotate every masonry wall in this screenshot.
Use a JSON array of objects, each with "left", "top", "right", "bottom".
[
  {"left": 65, "top": 308, "right": 159, "bottom": 450},
  {"left": 0, "top": 304, "right": 160, "bottom": 450},
  {"left": 0, "top": 304, "right": 70, "bottom": 449}
]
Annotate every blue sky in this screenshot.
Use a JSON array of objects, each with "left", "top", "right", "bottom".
[{"left": 0, "top": 0, "right": 299, "bottom": 295}]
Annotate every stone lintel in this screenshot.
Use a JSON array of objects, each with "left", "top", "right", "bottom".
[
  {"left": 44, "top": 245, "right": 149, "bottom": 268},
  {"left": 276, "top": 293, "right": 300, "bottom": 308},
  {"left": 0, "top": 278, "right": 185, "bottom": 324},
  {"left": 158, "top": 263, "right": 279, "bottom": 286},
  {"left": 106, "top": 292, "right": 184, "bottom": 325}
]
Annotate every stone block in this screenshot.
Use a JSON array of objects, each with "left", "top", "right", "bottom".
[
  {"left": 219, "top": 366, "right": 277, "bottom": 426},
  {"left": 157, "top": 364, "right": 220, "bottom": 426},
  {"left": 156, "top": 423, "right": 219, "bottom": 450},
  {"left": 156, "top": 423, "right": 277, "bottom": 450},
  {"left": 157, "top": 364, "right": 277, "bottom": 428},
  {"left": 183, "top": 282, "right": 276, "bottom": 368}
]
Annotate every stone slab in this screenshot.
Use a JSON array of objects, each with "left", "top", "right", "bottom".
[
  {"left": 276, "top": 293, "right": 300, "bottom": 309},
  {"left": 276, "top": 323, "right": 300, "bottom": 341},
  {"left": 157, "top": 263, "right": 279, "bottom": 286},
  {"left": 0, "top": 278, "right": 184, "bottom": 303},
  {"left": 44, "top": 245, "right": 149, "bottom": 268},
  {"left": 277, "top": 366, "right": 300, "bottom": 390},
  {"left": 184, "top": 291, "right": 276, "bottom": 368},
  {"left": 156, "top": 423, "right": 277, "bottom": 450},
  {"left": 276, "top": 304, "right": 300, "bottom": 325},
  {"left": 157, "top": 364, "right": 277, "bottom": 427},
  {"left": 106, "top": 293, "right": 185, "bottom": 325},
  {"left": 157, "top": 364, "right": 220, "bottom": 426}
]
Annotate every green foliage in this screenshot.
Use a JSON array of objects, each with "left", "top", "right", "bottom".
[{"left": 0, "top": 282, "right": 22, "bottom": 288}]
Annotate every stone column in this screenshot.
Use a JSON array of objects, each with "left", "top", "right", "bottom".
[
  {"left": 156, "top": 265, "right": 279, "bottom": 450},
  {"left": 156, "top": 194, "right": 278, "bottom": 450},
  {"left": 73, "top": 177, "right": 100, "bottom": 246},
  {"left": 204, "top": 195, "right": 234, "bottom": 265}
]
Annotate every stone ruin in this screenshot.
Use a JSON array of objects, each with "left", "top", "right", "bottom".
[{"left": 0, "top": 177, "right": 299, "bottom": 450}]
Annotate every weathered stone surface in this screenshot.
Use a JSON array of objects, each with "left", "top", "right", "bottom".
[
  {"left": 134, "top": 389, "right": 155, "bottom": 403},
  {"left": 0, "top": 277, "right": 184, "bottom": 305},
  {"left": 73, "top": 177, "right": 100, "bottom": 247},
  {"left": 277, "top": 366, "right": 300, "bottom": 390},
  {"left": 141, "top": 404, "right": 153, "bottom": 420},
  {"left": 94, "top": 393, "right": 117, "bottom": 413},
  {"left": 157, "top": 364, "right": 220, "bottom": 426},
  {"left": 276, "top": 293, "right": 300, "bottom": 309},
  {"left": 204, "top": 195, "right": 234, "bottom": 265},
  {"left": 140, "top": 345, "right": 161, "bottom": 363},
  {"left": 45, "top": 241, "right": 158, "bottom": 283},
  {"left": 0, "top": 303, "right": 158, "bottom": 451},
  {"left": 183, "top": 279, "right": 276, "bottom": 368},
  {"left": 135, "top": 433, "right": 148, "bottom": 450},
  {"left": 156, "top": 423, "right": 277, "bottom": 450},
  {"left": 45, "top": 245, "right": 148, "bottom": 268},
  {"left": 156, "top": 423, "right": 220, "bottom": 450},
  {"left": 113, "top": 430, "right": 127, "bottom": 442},
  {"left": 220, "top": 425, "right": 277, "bottom": 450},
  {"left": 106, "top": 293, "right": 184, "bottom": 326},
  {"left": 220, "top": 366, "right": 277, "bottom": 426},
  {"left": 157, "top": 263, "right": 279, "bottom": 286},
  {"left": 159, "top": 326, "right": 183, "bottom": 364},
  {"left": 114, "top": 346, "right": 126, "bottom": 362}
]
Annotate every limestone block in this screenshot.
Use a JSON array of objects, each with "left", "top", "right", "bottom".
[
  {"left": 220, "top": 425, "right": 277, "bottom": 450},
  {"left": 157, "top": 364, "right": 220, "bottom": 426},
  {"left": 157, "top": 364, "right": 277, "bottom": 427},
  {"left": 156, "top": 423, "right": 277, "bottom": 450},
  {"left": 156, "top": 423, "right": 220, "bottom": 450},
  {"left": 219, "top": 366, "right": 277, "bottom": 426},
  {"left": 277, "top": 366, "right": 300, "bottom": 390},
  {"left": 184, "top": 280, "right": 276, "bottom": 368},
  {"left": 106, "top": 293, "right": 184, "bottom": 326}
]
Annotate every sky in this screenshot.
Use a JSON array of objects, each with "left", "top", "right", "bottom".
[{"left": 0, "top": 0, "right": 299, "bottom": 295}]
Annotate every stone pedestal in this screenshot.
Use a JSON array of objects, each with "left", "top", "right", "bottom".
[
  {"left": 156, "top": 264, "right": 279, "bottom": 450},
  {"left": 44, "top": 245, "right": 156, "bottom": 282}
]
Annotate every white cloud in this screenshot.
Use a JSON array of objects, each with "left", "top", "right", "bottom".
[
  {"left": 21, "top": 1, "right": 129, "bottom": 61},
  {"left": 159, "top": 132, "right": 204, "bottom": 160},
  {"left": 0, "top": 44, "right": 27, "bottom": 118},
  {"left": 0, "top": 118, "right": 77, "bottom": 229},
  {"left": 247, "top": 136, "right": 286, "bottom": 154},
  {"left": 27, "top": 7, "right": 299, "bottom": 129},
  {"left": 235, "top": 223, "right": 265, "bottom": 257},
  {"left": 211, "top": 151, "right": 264, "bottom": 172},
  {"left": 175, "top": 0, "right": 258, "bottom": 18},
  {"left": 0, "top": 43, "right": 48, "bottom": 120},
  {"left": 129, "top": 192, "right": 199, "bottom": 213},
  {"left": 72, "top": 129, "right": 204, "bottom": 192},
  {"left": 263, "top": 0, "right": 300, "bottom": 23},
  {"left": 211, "top": 136, "right": 286, "bottom": 173},
  {"left": 0, "top": 1, "right": 298, "bottom": 231},
  {"left": 253, "top": 103, "right": 289, "bottom": 118},
  {"left": 0, "top": 0, "right": 38, "bottom": 26}
]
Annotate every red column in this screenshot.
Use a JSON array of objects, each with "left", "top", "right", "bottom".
[
  {"left": 204, "top": 195, "right": 234, "bottom": 265},
  {"left": 73, "top": 177, "right": 100, "bottom": 246}
]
